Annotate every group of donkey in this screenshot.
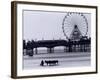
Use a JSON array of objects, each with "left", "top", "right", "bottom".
[{"left": 40, "top": 60, "right": 59, "bottom": 66}]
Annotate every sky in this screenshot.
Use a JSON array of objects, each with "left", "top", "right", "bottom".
[{"left": 23, "top": 10, "right": 91, "bottom": 41}]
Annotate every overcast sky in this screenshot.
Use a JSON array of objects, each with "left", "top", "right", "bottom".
[{"left": 23, "top": 10, "right": 91, "bottom": 41}]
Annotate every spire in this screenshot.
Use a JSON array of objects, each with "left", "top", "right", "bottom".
[{"left": 70, "top": 25, "right": 82, "bottom": 41}]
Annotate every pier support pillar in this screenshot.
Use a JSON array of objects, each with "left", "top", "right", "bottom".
[{"left": 47, "top": 48, "right": 54, "bottom": 53}]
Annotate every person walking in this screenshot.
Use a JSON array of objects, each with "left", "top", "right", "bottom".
[{"left": 40, "top": 60, "right": 44, "bottom": 66}]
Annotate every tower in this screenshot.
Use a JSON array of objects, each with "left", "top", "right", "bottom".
[{"left": 70, "top": 25, "right": 82, "bottom": 41}]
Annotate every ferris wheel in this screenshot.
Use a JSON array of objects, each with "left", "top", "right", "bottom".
[{"left": 62, "top": 12, "right": 88, "bottom": 40}]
